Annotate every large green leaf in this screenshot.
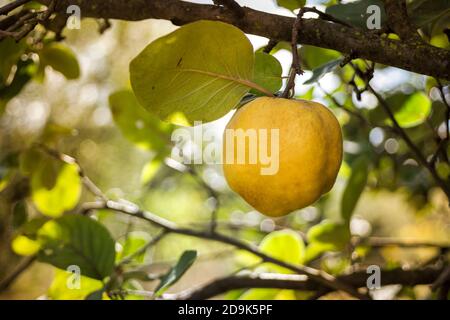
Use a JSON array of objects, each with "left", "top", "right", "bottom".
[
  {"left": 31, "top": 163, "right": 82, "bottom": 217},
  {"left": 130, "top": 20, "right": 262, "bottom": 124},
  {"left": 276, "top": 0, "right": 306, "bottom": 11},
  {"left": 305, "top": 220, "right": 350, "bottom": 262},
  {"left": 39, "top": 43, "right": 80, "bottom": 80},
  {"left": 304, "top": 58, "right": 343, "bottom": 84},
  {"left": 37, "top": 215, "right": 116, "bottom": 280},
  {"left": 251, "top": 52, "right": 282, "bottom": 95},
  {"left": 155, "top": 250, "right": 197, "bottom": 296},
  {"left": 341, "top": 157, "right": 369, "bottom": 223},
  {"left": 259, "top": 229, "right": 305, "bottom": 273},
  {"left": 326, "top": 0, "right": 386, "bottom": 29},
  {"left": 109, "top": 90, "right": 173, "bottom": 151},
  {"left": 393, "top": 92, "right": 431, "bottom": 128}
]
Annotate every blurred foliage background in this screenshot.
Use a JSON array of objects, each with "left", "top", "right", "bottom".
[{"left": 0, "top": 0, "right": 449, "bottom": 300}]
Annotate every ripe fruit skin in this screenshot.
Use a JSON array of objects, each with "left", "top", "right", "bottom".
[{"left": 223, "top": 97, "right": 343, "bottom": 217}]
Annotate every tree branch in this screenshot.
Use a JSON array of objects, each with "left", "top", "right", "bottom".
[
  {"left": 169, "top": 266, "right": 445, "bottom": 300},
  {"left": 82, "top": 199, "right": 369, "bottom": 300},
  {"left": 0, "top": 256, "right": 36, "bottom": 292},
  {"left": 0, "top": 0, "right": 30, "bottom": 16},
  {"left": 34, "top": 0, "right": 450, "bottom": 80}
]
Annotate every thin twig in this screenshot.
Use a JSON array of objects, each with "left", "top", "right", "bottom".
[
  {"left": 163, "top": 158, "right": 220, "bottom": 233},
  {"left": 281, "top": 8, "right": 305, "bottom": 98},
  {"left": 431, "top": 265, "right": 450, "bottom": 292},
  {"left": 263, "top": 39, "right": 278, "bottom": 53},
  {"left": 302, "top": 6, "right": 353, "bottom": 28},
  {"left": 187, "top": 166, "right": 220, "bottom": 233},
  {"left": 34, "top": 143, "right": 108, "bottom": 202},
  {"left": 0, "top": 0, "right": 30, "bottom": 16},
  {"left": 318, "top": 83, "right": 369, "bottom": 125},
  {"left": 0, "top": 0, "right": 55, "bottom": 41},
  {"left": 0, "top": 256, "right": 36, "bottom": 292},
  {"left": 0, "top": 10, "right": 28, "bottom": 29},
  {"left": 118, "top": 231, "right": 168, "bottom": 266}
]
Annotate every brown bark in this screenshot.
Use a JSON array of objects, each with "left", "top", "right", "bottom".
[
  {"left": 36, "top": 0, "right": 450, "bottom": 80},
  {"left": 176, "top": 267, "right": 445, "bottom": 300}
]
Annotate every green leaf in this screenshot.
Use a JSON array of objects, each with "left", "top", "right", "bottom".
[
  {"left": 12, "top": 234, "right": 41, "bottom": 256},
  {"left": 37, "top": 215, "right": 116, "bottom": 280},
  {"left": 304, "top": 58, "right": 343, "bottom": 84},
  {"left": 393, "top": 92, "right": 431, "bottom": 128},
  {"left": 116, "top": 231, "right": 151, "bottom": 263},
  {"left": 35, "top": 158, "right": 63, "bottom": 190},
  {"left": 109, "top": 90, "right": 173, "bottom": 151},
  {"left": 0, "top": 38, "right": 26, "bottom": 84},
  {"left": 0, "top": 59, "right": 36, "bottom": 108},
  {"left": 408, "top": 0, "right": 450, "bottom": 28},
  {"left": 19, "top": 148, "right": 43, "bottom": 175},
  {"left": 341, "top": 157, "right": 369, "bottom": 223},
  {"left": 305, "top": 220, "right": 350, "bottom": 262},
  {"left": 85, "top": 288, "right": 106, "bottom": 300},
  {"left": 130, "top": 20, "right": 260, "bottom": 124},
  {"left": 368, "top": 92, "right": 408, "bottom": 124},
  {"left": 300, "top": 45, "right": 341, "bottom": 70},
  {"left": 155, "top": 250, "right": 197, "bottom": 296},
  {"left": 436, "top": 162, "right": 450, "bottom": 180},
  {"left": 259, "top": 229, "right": 305, "bottom": 272},
  {"left": 39, "top": 43, "right": 80, "bottom": 80},
  {"left": 12, "top": 200, "right": 28, "bottom": 229},
  {"left": 276, "top": 0, "right": 306, "bottom": 11},
  {"left": 31, "top": 163, "right": 82, "bottom": 217},
  {"left": 297, "top": 87, "right": 315, "bottom": 100},
  {"left": 21, "top": 217, "right": 48, "bottom": 239},
  {"left": 326, "top": 0, "right": 386, "bottom": 29},
  {"left": 48, "top": 268, "right": 104, "bottom": 300},
  {"left": 251, "top": 52, "right": 282, "bottom": 95},
  {"left": 308, "top": 221, "right": 350, "bottom": 246},
  {"left": 11, "top": 217, "right": 47, "bottom": 256}
]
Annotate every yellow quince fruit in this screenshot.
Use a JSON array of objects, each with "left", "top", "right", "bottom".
[{"left": 223, "top": 97, "right": 343, "bottom": 217}]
